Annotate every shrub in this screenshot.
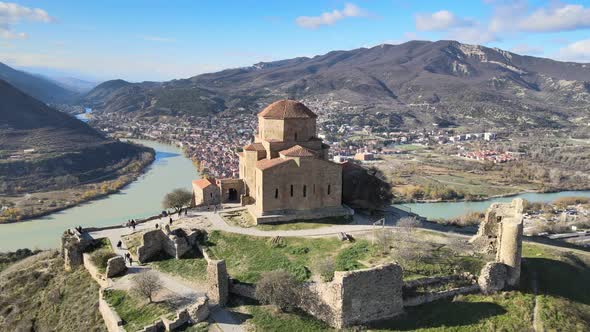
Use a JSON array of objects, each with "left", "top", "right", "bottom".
[
  {"left": 255, "top": 270, "right": 301, "bottom": 312},
  {"left": 315, "top": 257, "right": 335, "bottom": 282},
  {"left": 90, "top": 249, "right": 117, "bottom": 272}
]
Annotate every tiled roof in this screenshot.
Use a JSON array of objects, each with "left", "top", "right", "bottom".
[
  {"left": 258, "top": 99, "right": 317, "bottom": 119},
  {"left": 279, "top": 145, "right": 315, "bottom": 157},
  {"left": 192, "top": 178, "right": 216, "bottom": 189},
  {"left": 256, "top": 158, "right": 294, "bottom": 170},
  {"left": 243, "top": 143, "right": 265, "bottom": 151}
]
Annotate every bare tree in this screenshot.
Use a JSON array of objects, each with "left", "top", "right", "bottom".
[
  {"left": 162, "top": 188, "right": 193, "bottom": 212},
  {"left": 374, "top": 228, "right": 393, "bottom": 256},
  {"left": 131, "top": 270, "right": 163, "bottom": 303},
  {"left": 397, "top": 216, "right": 420, "bottom": 242},
  {"left": 255, "top": 270, "right": 301, "bottom": 312}
]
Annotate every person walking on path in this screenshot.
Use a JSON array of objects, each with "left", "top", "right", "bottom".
[
  {"left": 116, "top": 240, "right": 122, "bottom": 249},
  {"left": 128, "top": 256, "right": 133, "bottom": 266},
  {"left": 169, "top": 216, "right": 173, "bottom": 225}
]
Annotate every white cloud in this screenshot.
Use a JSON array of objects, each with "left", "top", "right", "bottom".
[
  {"left": 557, "top": 39, "right": 590, "bottom": 62},
  {"left": 0, "top": 2, "right": 54, "bottom": 39},
  {"left": 415, "top": 10, "right": 473, "bottom": 31},
  {"left": 519, "top": 4, "right": 590, "bottom": 32},
  {"left": 141, "top": 35, "right": 176, "bottom": 43},
  {"left": 447, "top": 26, "right": 498, "bottom": 44},
  {"left": 295, "top": 3, "right": 368, "bottom": 29},
  {"left": 510, "top": 43, "right": 544, "bottom": 55}
]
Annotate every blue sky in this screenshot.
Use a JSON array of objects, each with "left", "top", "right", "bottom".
[{"left": 1, "top": 0, "right": 590, "bottom": 81}]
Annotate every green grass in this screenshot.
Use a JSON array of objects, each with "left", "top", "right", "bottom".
[
  {"left": 104, "top": 289, "right": 173, "bottom": 331},
  {"left": 335, "top": 241, "right": 373, "bottom": 271},
  {"left": 245, "top": 305, "right": 333, "bottom": 332},
  {"left": 149, "top": 250, "right": 207, "bottom": 283},
  {"left": 122, "top": 232, "right": 144, "bottom": 259},
  {"left": 256, "top": 216, "right": 353, "bottom": 231},
  {"left": 206, "top": 231, "right": 344, "bottom": 283},
  {"left": 86, "top": 237, "right": 112, "bottom": 252}
]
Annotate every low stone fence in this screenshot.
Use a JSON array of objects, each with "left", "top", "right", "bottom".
[
  {"left": 98, "top": 289, "right": 125, "bottom": 332},
  {"left": 82, "top": 253, "right": 110, "bottom": 288},
  {"left": 84, "top": 213, "right": 164, "bottom": 233},
  {"left": 139, "top": 297, "right": 209, "bottom": 332},
  {"left": 403, "top": 284, "right": 480, "bottom": 307}
]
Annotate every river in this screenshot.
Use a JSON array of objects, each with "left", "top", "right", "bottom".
[
  {"left": 394, "top": 190, "right": 590, "bottom": 220},
  {"left": 0, "top": 140, "right": 199, "bottom": 252}
]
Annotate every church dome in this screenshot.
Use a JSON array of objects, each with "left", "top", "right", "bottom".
[{"left": 258, "top": 99, "right": 317, "bottom": 119}]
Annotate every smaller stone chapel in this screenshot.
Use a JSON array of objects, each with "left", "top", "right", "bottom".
[{"left": 192, "top": 99, "right": 352, "bottom": 223}]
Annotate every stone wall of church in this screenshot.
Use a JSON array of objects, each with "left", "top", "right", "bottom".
[
  {"left": 255, "top": 158, "right": 342, "bottom": 215},
  {"left": 258, "top": 117, "right": 316, "bottom": 142}
]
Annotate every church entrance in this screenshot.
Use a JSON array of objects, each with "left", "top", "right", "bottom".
[{"left": 228, "top": 188, "right": 238, "bottom": 202}]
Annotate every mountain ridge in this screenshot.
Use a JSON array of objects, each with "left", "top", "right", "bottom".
[
  {"left": 81, "top": 40, "right": 590, "bottom": 129},
  {"left": 0, "top": 62, "right": 78, "bottom": 104}
]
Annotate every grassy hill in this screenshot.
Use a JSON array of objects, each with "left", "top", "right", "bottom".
[
  {"left": 0, "top": 79, "right": 154, "bottom": 196},
  {"left": 0, "top": 251, "right": 106, "bottom": 332}
]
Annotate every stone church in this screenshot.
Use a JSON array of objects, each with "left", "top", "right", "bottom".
[{"left": 192, "top": 99, "right": 352, "bottom": 223}]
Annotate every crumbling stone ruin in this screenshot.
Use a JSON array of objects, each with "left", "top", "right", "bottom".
[
  {"left": 61, "top": 228, "right": 92, "bottom": 271},
  {"left": 478, "top": 262, "right": 507, "bottom": 294},
  {"left": 136, "top": 228, "right": 203, "bottom": 263},
  {"left": 105, "top": 256, "right": 127, "bottom": 278},
  {"left": 207, "top": 260, "right": 229, "bottom": 306},
  {"left": 470, "top": 198, "right": 524, "bottom": 290},
  {"left": 300, "top": 263, "right": 404, "bottom": 328}
]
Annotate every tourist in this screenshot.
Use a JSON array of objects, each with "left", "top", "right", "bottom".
[
  {"left": 185, "top": 209, "right": 188, "bottom": 216},
  {"left": 128, "top": 256, "right": 133, "bottom": 266},
  {"left": 116, "top": 240, "right": 122, "bottom": 249},
  {"left": 155, "top": 223, "right": 159, "bottom": 229},
  {"left": 169, "top": 216, "right": 173, "bottom": 225}
]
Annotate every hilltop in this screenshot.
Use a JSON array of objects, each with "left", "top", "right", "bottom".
[
  {"left": 0, "top": 62, "right": 77, "bottom": 104},
  {"left": 0, "top": 79, "right": 154, "bottom": 221},
  {"left": 81, "top": 40, "right": 590, "bottom": 129}
]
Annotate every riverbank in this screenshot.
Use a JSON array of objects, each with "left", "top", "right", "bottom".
[
  {"left": 394, "top": 190, "right": 590, "bottom": 221},
  {"left": 0, "top": 144, "right": 155, "bottom": 224},
  {"left": 0, "top": 140, "right": 199, "bottom": 251},
  {"left": 391, "top": 186, "right": 590, "bottom": 205}
]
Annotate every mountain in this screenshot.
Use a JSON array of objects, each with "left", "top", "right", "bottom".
[
  {"left": 81, "top": 40, "right": 590, "bottom": 129},
  {"left": 0, "top": 79, "right": 152, "bottom": 194},
  {"left": 0, "top": 62, "right": 77, "bottom": 104},
  {"left": 45, "top": 76, "right": 99, "bottom": 94}
]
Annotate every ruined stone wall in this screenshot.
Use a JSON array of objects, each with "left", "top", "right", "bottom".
[
  {"left": 300, "top": 263, "right": 404, "bottom": 328},
  {"left": 496, "top": 218, "right": 523, "bottom": 287},
  {"left": 98, "top": 289, "right": 125, "bottom": 332},
  {"left": 61, "top": 229, "right": 92, "bottom": 271},
  {"left": 470, "top": 198, "right": 524, "bottom": 289},
  {"left": 207, "top": 260, "right": 229, "bottom": 306},
  {"left": 136, "top": 229, "right": 192, "bottom": 263}
]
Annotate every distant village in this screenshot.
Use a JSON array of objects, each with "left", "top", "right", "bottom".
[{"left": 87, "top": 108, "right": 510, "bottom": 178}]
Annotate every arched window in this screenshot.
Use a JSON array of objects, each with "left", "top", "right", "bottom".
[
  {"left": 290, "top": 185, "right": 294, "bottom": 197},
  {"left": 210, "top": 193, "right": 213, "bottom": 198},
  {"left": 313, "top": 184, "right": 316, "bottom": 194},
  {"left": 275, "top": 188, "right": 279, "bottom": 199},
  {"left": 328, "top": 184, "right": 331, "bottom": 195},
  {"left": 294, "top": 132, "right": 298, "bottom": 141},
  {"left": 303, "top": 185, "right": 307, "bottom": 197}
]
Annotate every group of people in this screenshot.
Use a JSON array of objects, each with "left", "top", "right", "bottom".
[
  {"left": 115, "top": 240, "right": 134, "bottom": 266},
  {"left": 125, "top": 219, "right": 137, "bottom": 231}
]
